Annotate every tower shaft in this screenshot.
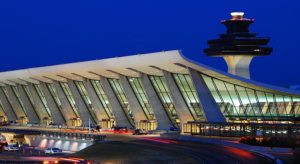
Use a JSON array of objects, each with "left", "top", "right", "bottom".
[{"left": 223, "top": 55, "right": 253, "bottom": 79}]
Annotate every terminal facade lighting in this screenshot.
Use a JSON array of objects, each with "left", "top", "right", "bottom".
[
  {"left": 0, "top": 13, "right": 298, "bottom": 132},
  {"left": 204, "top": 12, "right": 273, "bottom": 79}
]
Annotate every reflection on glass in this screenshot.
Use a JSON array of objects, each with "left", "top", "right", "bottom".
[
  {"left": 74, "top": 81, "right": 98, "bottom": 122},
  {"left": 149, "top": 75, "right": 179, "bottom": 126},
  {"left": 46, "top": 83, "right": 66, "bottom": 122},
  {"left": 127, "top": 77, "right": 155, "bottom": 120},
  {"left": 90, "top": 80, "right": 114, "bottom": 118},
  {"left": 34, "top": 84, "right": 51, "bottom": 116},
  {"left": 173, "top": 74, "right": 204, "bottom": 121},
  {"left": 60, "top": 82, "right": 80, "bottom": 117},
  {"left": 108, "top": 78, "right": 134, "bottom": 125},
  {"left": 202, "top": 74, "right": 300, "bottom": 123},
  {"left": 11, "top": 86, "right": 27, "bottom": 116}
]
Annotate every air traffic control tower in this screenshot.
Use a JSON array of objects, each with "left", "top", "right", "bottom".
[{"left": 204, "top": 12, "right": 272, "bottom": 79}]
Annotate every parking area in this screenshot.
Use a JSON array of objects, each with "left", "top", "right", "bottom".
[{"left": 0, "top": 146, "right": 72, "bottom": 157}]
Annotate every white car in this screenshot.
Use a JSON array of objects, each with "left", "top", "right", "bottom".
[
  {"left": 4, "top": 144, "right": 19, "bottom": 151},
  {"left": 44, "top": 147, "right": 63, "bottom": 154}
]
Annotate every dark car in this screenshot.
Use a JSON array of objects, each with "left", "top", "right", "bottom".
[
  {"left": 113, "top": 127, "right": 128, "bottom": 133},
  {"left": 132, "top": 129, "right": 148, "bottom": 135}
]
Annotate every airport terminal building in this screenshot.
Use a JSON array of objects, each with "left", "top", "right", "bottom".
[{"left": 0, "top": 13, "right": 299, "bottom": 132}]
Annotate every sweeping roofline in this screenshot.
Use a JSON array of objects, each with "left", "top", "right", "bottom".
[{"left": 0, "top": 50, "right": 298, "bottom": 96}]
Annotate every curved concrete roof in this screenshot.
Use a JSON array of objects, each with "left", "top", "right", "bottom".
[{"left": 0, "top": 50, "right": 299, "bottom": 96}]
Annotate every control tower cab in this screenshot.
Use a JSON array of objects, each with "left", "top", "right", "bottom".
[{"left": 204, "top": 12, "right": 272, "bottom": 79}]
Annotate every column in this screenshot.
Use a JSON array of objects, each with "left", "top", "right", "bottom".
[
  {"left": 16, "top": 84, "right": 40, "bottom": 124},
  {"left": 27, "top": 84, "right": 50, "bottom": 120},
  {"left": 67, "top": 80, "right": 95, "bottom": 126},
  {"left": 119, "top": 75, "right": 147, "bottom": 123},
  {"left": 40, "top": 82, "right": 66, "bottom": 125},
  {"left": 101, "top": 77, "right": 132, "bottom": 128},
  {"left": 5, "top": 85, "right": 26, "bottom": 119},
  {"left": 188, "top": 68, "right": 226, "bottom": 122},
  {"left": 83, "top": 79, "right": 109, "bottom": 121},
  {"left": 140, "top": 74, "right": 173, "bottom": 130},
  {"left": 0, "top": 88, "right": 17, "bottom": 121},
  {"left": 163, "top": 71, "right": 194, "bottom": 128},
  {"left": 53, "top": 81, "right": 77, "bottom": 125}
]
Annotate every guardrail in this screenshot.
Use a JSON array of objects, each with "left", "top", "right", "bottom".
[{"left": 0, "top": 127, "right": 106, "bottom": 142}]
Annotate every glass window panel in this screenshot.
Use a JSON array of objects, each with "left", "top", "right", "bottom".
[
  {"left": 128, "top": 77, "right": 155, "bottom": 120},
  {"left": 90, "top": 80, "right": 114, "bottom": 118},
  {"left": 245, "top": 88, "right": 260, "bottom": 117},
  {"left": 60, "top": 82, "right": 80, "bottom": 117},
  {"left": 212, "top": 79, "right": 237, "bottom": 116},
  {"left": 236, "top": 86, "right": 253, "bottom": 116},
  {"left": 34, "top": 84, "right": 51, "bottom": 116},
  {"left": 224, "top": 83, "right": 244, "bottom": 116},
  {"left": 12, "top": 86, "right": 27, "bottom": 116},
  {"left": 275, "top": 95, "right": 287, "bottom": 115},
  {"left": 74, "top": 81, "right": 97, "bottom": 122},
  {"left": 173, "top": 74, "right": 204, "bottom": 121},
  {"left": 108, "top": 78, "right": 134, "bottom": 125},
  {"left": 149, "top": 75, "right": 179, "bottom": 125},
  {"left": 0, "top": 87, "right": 15, "bottom": 113},
  {"left": 293, "top": 97, "right": 300, "bottom": 114},
  {"left": 283, "top": 96, "right": 293, "bottom": 115},
  {"left": 265, "top": 93, "right": 278, "bottom": 116},
  {"left": 46, "top": 83, "right": 66, "bottom": 121}
]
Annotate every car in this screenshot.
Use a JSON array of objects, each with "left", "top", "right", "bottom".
[
  {"left": 113, "top": 126, "right": 128, "bottom": 133},
  {"left": 132, "top": 129, "right": 148, "bottom": 135},
  {"left": 4, "top": 144, "right": 19, "bottom": 151},
  {"left": 44, "top": 147, "right": 63, "bottom": 155}
]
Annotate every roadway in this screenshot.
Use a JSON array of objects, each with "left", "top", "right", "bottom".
[
  {"left": 73, "top": 133, "right": 275, "bottom": 163},
  {"left": 0, "top": 126, "right": 277, "bottom": 163}
]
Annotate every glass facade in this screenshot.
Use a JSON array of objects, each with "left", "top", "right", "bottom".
[
  {"left": 34, "top": 84, "right": 51, "bottom": 117},
  {"left": 202, "top": 74, "right": 300, "bottom": 123},
  {"left": 90, "top": 80, "right": 114, "bottom": 118},
  {"left": 0, "top": 87, "right": 16, "bottom": 117},
  {"left": 172, "top": 74, "right": 204, "bottom": 121},
  {"left": 11, "top": 86, "right": 27, "bottom": 116},
  {"left": 46, "top": 83, "right": 66, "bottom": 122},
  {"left": 74, "top": 81, "right": 98, "bottom": 123},
  {"left": 149, "top": 75, "right": 179, "bottom": 126},
  {"left": 59, "top": 82, "right": 80, "bottom": 117},
  {"left": 108, "top": 78, "right": 134, "bottom": 126},
  {"left": 0, "top": 100, "right": 7, "bottom": 121},
  {"left": 127, "top": 77, "right": 155, "bottom": 120}
]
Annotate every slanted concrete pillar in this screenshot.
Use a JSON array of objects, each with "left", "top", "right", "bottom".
[
  {"left": 0, "top": 88, "right": 17, "bottom": 121},
  {"left": 101, "top": 77, "right": 133, "bottom": 128},
  {"left": 140, "top": 74, "right": 173, "bottom": 130},
  {"left": 39, "top": 82, "right": 66, "bottom": 125},
  {"left": 67, "top": 80, "right": 96, "bottom": 126},
  {"left": 83, "top": 79, "right": 110, "bottom": 121},
  {"left": 163, "top": 71, "right": 194, "bottom": 129},
  {"left": 188, "top": 68, "right": 226, "bottom": 122},
  {"left": 119, "top": 75, "right": 147, "bottom": 123},
  {"left": 27, "top": 84, "right": 50, "bottom": 121},
  {"left": 0, "top": 105, "right": 6, "bottom": 120},
  {"left": 5, "top": 85, "right": 27, "bottom": 120},
  {"left": 53, "top": 81, "right": 78, "bottom": 125},
  {"left": 16, "top": 84, "right": 40, "bottom": 124}
]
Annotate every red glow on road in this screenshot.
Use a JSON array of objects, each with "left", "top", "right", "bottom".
[
  {"left": 143, "top": 137, "right": 178, "bottom": 144},
  {"left": 223, "top": 146, "right": 255, "bottom": 159}
]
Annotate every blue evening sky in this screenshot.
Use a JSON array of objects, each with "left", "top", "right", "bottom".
[{"left": 0, "top": 1, "right": 299, "bottom": 87}]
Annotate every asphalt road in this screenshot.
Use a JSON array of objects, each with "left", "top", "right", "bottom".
[
  {"left": 0, "top": 126, "right": 276, "bottom": 163},
  {"left": 133, "top": 137, "right": 273, "bottom": 163},
  {"left": 74, "top": 133, "right": 274, "bottom": 163}
]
